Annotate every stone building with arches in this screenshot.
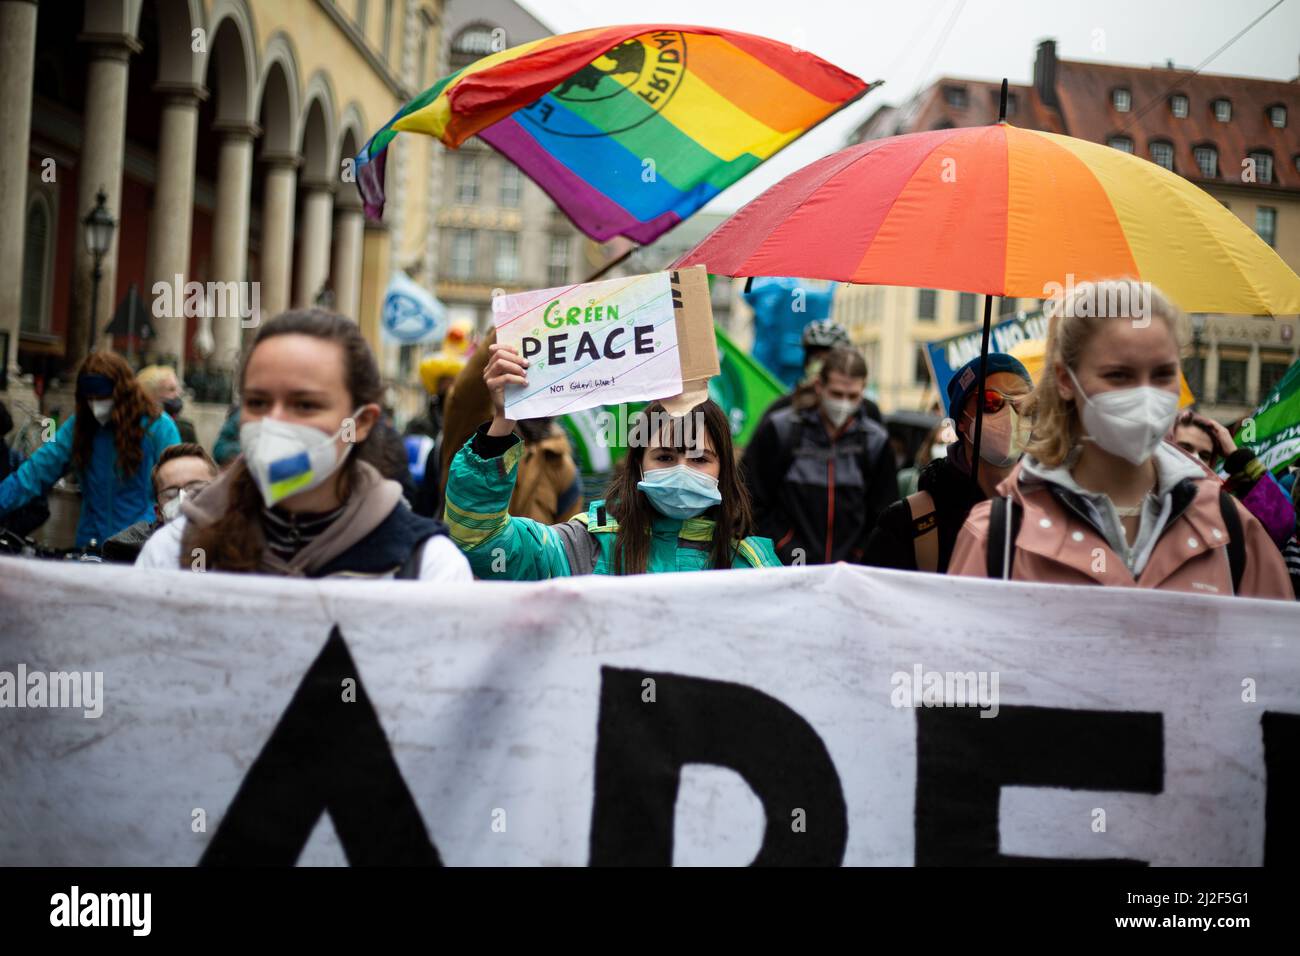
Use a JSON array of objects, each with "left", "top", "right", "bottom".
[{"left": 1, "top": 0, "right": 445, "bottom": 429}]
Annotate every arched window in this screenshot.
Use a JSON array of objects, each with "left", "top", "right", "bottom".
[
  {"left": 1212, "top": 98, "right": 1231, "bottom": 122},
  {"left": 1107, "top": 135, "right": 1133, "bottom": 154},
  {"left": 20, "top": 193, "right": 53, "bottom": 334},
  {"left": 453, "top": 25, "right": 503, "bottom": 57}
]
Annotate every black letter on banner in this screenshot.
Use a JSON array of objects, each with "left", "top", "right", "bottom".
[
  {"left": 1263, "top": 711, "right": 1300, "bottom": 865},
  {"left": 589, "top": 666, "right": 847, "bottom": 866},
  {"left": 201, "top": 628, "right": 441, "bottom": 866},
  {"left": 915, "top": 705, "right": 1162, "bottom": 866}
]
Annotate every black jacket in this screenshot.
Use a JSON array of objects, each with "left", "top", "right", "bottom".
[
  {"left": 743, "top": 403, "right": 898, "bottom": 565},
  {"left": 863, "top": 454, "right": 984, "bottom": 573}
]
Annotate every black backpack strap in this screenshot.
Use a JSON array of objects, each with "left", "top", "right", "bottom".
[
  {"left": 1218, "top": 490, "right": 1246, "bottom": 595},
  {"left": 985, "top": 495, "right": 1022, "bottom": 580},
  {"left": 397, "top": 533, "right": 435, "bottom": 580}
]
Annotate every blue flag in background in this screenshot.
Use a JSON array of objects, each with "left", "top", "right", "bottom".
[{"left": 382, "top": 272, "right": 447, "bottom": 345}]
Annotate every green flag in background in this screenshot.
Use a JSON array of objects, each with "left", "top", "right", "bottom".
[
  {"left": 1235, "top": 357, "right": 1300, "bottom": 474},
  {"left": 708, "top": 326, "right": 787, "bottom": 448}
]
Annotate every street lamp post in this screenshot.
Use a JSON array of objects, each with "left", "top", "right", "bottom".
[
  {"left": 82, "top": 188, "right": 117, "bottom": 357},
  {"left": 1190, "top": 313, "right": 1206, "bottom": 405}
]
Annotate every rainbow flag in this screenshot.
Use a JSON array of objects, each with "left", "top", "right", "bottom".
[{"left": 356, "top": 25, "right": 868, "bottom": 244}]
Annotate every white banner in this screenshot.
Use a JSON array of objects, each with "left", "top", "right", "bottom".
[{"left": 1, "top": 558, "right": 1298, "bottom": 866}]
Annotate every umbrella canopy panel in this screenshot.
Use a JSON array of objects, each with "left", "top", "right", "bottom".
[{"left": 675, "top": 123, "right": 1300, "bottom": 316}]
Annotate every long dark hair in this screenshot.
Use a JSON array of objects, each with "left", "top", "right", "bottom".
[
  {"left": 187, "top": 309, "right": 384, "bottom": 572},
  {"left": 72, "top": 351, "right": 159, "bottom": 478},
  {"left": 603, "top": 399, "right": 753, "bottom": 574}
]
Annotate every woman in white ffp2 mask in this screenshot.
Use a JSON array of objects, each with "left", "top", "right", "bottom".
[
  {"left": 135, "top": 310, "right": 471, "bottom": 583},
  {"left": 949, "top": 279, "right": 1290, "bottom": 599}
]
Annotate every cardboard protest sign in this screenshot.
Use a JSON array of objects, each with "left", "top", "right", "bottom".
[
  {"left": 3, "top": 558, "right": 1298, "bottom": 866},
  {"left": 493, "top": 270, "right": 683, "bottom": 419}
]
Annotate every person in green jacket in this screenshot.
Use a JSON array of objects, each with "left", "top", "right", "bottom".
[{"left": 445, "top": 342, "right": 781, "bottom": 578}]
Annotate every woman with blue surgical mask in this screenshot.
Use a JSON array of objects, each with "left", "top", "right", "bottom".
[
  {"left": 442, "top": 341, "right": 781, "bottom": 577},
  {"left": 136, "top": 310, "right": 471, "bottom": 582},
  {"left": 949, "top": 280, "right": 1290, "bottom": 599}
]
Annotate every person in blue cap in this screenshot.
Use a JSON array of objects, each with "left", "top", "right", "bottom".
[{"left": 863, "top": 352, "right": 1032, "bottom": 573}]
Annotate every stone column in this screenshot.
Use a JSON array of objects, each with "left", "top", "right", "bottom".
[
  {"left": 331, "top": 201, "right": 364, "bottom": 322},
  {"left": 1246, "top": 341, "right": 1261, "bottom": 408},
  {"left": 294, "top": 178, "right": 334, "bottom": 308},
  {"left": 71, "top": 30, "right": 141, "bottom": 367},
  {"left": 207, "top": 121, "right": 258, "bottom": 373},
  {"left": 146, "top": 82, "right": 206, "bottom": 373},
  {"left": 1205, "top": 336, "right": 1221, "bottom": 407},
  {"left": 259, "top": 152, "right": 299, "bottom": 324},
  {"left": 358, "top": 219, "right": 391, "bottom": 352},
  {"left": 0, "top": 1, "right": 37, "bottom": 392}
]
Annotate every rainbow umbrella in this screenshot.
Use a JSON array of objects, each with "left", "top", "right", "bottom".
[
  {"left": 673, "top": 85, "right": 1300, "bottom": 474},
  {"left": 673, "top": 120, "right": 1300, "bottom": 313},
  {"left": 356, "top": 25, "right": 869, "bottom": 245}
]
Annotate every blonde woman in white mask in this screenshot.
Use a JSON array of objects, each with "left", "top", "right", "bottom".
[
  {"left": 137, "top": 310, "right": 470, "bottom": 582},
  {"left": 949, "top": 280, "right": 1290, "bottom": 598}
]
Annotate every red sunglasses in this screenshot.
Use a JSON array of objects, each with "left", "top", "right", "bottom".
[{"left": 973, "top": 389, "right": 1022, "bottom": 415}]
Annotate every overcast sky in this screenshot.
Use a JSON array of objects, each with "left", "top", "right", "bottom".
[{"left": 516, "top": 0, "right": 1300, "bottom": 213}]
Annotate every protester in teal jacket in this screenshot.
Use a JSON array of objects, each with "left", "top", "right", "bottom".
[
  {"left": 0, "top": 352, "right": 180, "bottom": 546},
  {"left": 445, "top": 343, "right": 780, "bottom": 579}
]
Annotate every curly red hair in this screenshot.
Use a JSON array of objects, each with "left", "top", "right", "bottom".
[{"left": 72, "top": 351, "right": 160, "bottom": 478}]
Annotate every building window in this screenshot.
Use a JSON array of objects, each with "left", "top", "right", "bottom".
[
  {"left": 1108, "top": 136, "right": 1133, "bottom": 154},
  {"left": 450, "top": 230, "right": 475, "bottom": 279},
  {"left": 1260, "top": 360, "right": 1291, "bottom": 397},
  {"left": 20, "top": 194, "right": 52, "bottom": 333},
  {"left": 453, "top": 25, "right": 503, "bottom": 57},
  {"left": 1269, "top": 105, "right": 1287, "bottom": 129},
  {"left": 1193, "top": 145, "right": 1218, "bottom": 178},
  {"left": 547, "top": 234, "right": 570, "bottom": 287},
  {"left": 1217, "top": 359, "right": 1247, "bottom": 405},
  {"left": 456, "top": 156, "right": 479, "bottom": 204},
  {"left": 1255, "top": 206, "right": 1277, "bottom": 247},
  {"left": 914, "top": 345, "right": 930, "bottom": 386},
  {"left": 1004, "top": 93, "right": 1017, "bottom": 116},
  {"left": 399, "top": 343, "right": 417, "bottom": 380},
  {"left": 1112, "top": 88, "right": 1131, "bottom": 112},
  {"left": 1170, "top": 94, "right": 1189, "bottom": 118},
  {"left": 1213, "top": 98, "right": 1231, "bottom": 122},
  {"left": 999, "top": 295, "right": 1017, "bottom": 317},
  {"left": 917, "top": 288, "right": 936, "bottom": 320},
  {"left": 355, "top": 0, "right": 368, "bottom": 35},
  {"left": 499, "top": 163, "right": 521, "bottom": 207},
  {"left": 494, "top": 233, "right": 519, "bottom": 282},
  {"left": 943, "top": 86, "right": 967, "bottom": 109},
  {"left": 958, "top": 292, "right": 976, "bottom": 324},
  {"left": 1149, "top": 141, "right": 1174, "bottom": 171},
  {"left": 1248, "top": 150, "right": 1274, "bottom": 185}
]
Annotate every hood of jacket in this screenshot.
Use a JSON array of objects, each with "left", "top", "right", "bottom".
[{"left": 180, "top": 457, "right": 403, "bottom": 576}]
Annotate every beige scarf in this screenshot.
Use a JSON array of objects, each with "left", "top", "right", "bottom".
[{"left": 180, "top": 458, "right": 403, "bottom": 576}]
